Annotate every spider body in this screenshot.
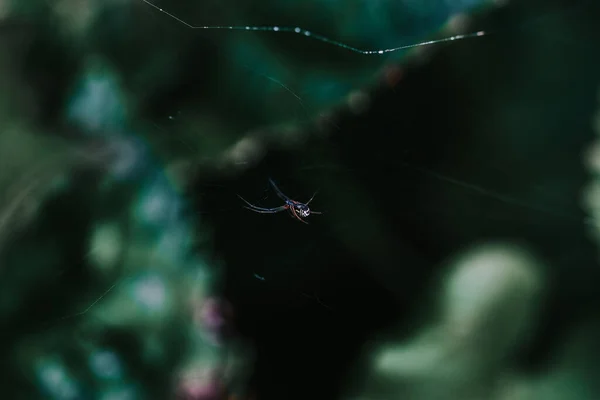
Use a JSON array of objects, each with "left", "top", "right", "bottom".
[{"left": 238, "top": 179, "right": 321, "bottom": 224}]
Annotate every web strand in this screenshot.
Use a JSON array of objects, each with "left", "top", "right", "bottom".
[{"left": 140, "top": 0, "right": 488, "bottom": 55}]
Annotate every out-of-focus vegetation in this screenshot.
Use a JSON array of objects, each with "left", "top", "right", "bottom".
[{"left": 1, "top": 0, "right": 600, "bottom": 399}]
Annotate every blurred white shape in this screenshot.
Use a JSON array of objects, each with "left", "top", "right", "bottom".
[
  {"left": 347, "top": 90, "right": 370, "bottom": 115},
  {"left": 443, "top": 243, "right": 542, "bottom": 345},
  {"left": 581, "top": 179, "right": 600, "bottom": 213},
  {"left": 131, "top": 275, "right": 167, "bottom": 312},
  {"left": 177, "top": 367, "right": 223, "bottom": 400},
  {"left": 141, "top": 192, "right": 166, "bottom": 221},
  {"left": 37, "top": 358, "right": 80, "bottom": 400},
  {"left": 375, "top": 332, "right": 447, "bottom": 383},
  {"left": 445, "top": 13, "right": 469, "bottom": 34},
  {"left": 155, "top": 224, "right": 192, "bottom": 262},
  {"left": 136, "top": 178, "right": 180, "bottom": 226},
  {"left": 107, "top": 137, "right": 146, "bottom": 179},
  {"left": 89, "top": 223, "right": 122, "bottom": 270},
  {"left": 364, "top": 243, "right": 544, "bottom": 400},
  {"left": 67, "top": 65, "right": 126, "bottom": 134},
  {"left": 222, "top": 135, "right": 264, "bottom": 169},
  {"left": 90, "top": 350, "right": 122, "bottom": 380},
  {"left": 67, "top": 61, "right": 149, "bottom": 179}
]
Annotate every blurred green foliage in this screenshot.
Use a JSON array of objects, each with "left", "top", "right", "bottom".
[{"left": 1, "top": 0, "right": 600, "bottom": 399}]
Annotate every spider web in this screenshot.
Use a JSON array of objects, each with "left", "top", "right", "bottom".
[
  {"left": 135, "top": 0, "right": 491, "bottom": 132},
  {"left": 125, "top": 0, "right": 596, "bottom": 310},
  {"left": 33, "top": 0, "right": 593, "bottom": 338},
  {"left": 1, "top": 0, "right": 564, "bottom": 333},
  {"left": 11, "top": 0, "right": 598, "bottom": 398}
]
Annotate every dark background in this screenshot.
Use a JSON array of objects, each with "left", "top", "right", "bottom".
[
  {"left": 194, "top": 1, "right": 600, "bottom": 398},
  {"left": 2, "top": 0, "right": 600, "bottom": 399}
]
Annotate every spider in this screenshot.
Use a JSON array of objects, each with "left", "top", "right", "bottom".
[{"left": 238, "top": 179, "right": 321, "bottom": 224}]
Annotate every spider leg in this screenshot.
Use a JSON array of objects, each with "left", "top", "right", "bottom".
[
  {"left": 243, "top": 205, "right": 287, "bottom": 214},
  {"left": 303, "top": 192, "right": 322, "bottom": 214},
  {"left": 268, "top": 178, "right": 292, "bottom": 202},
  {"left": 305, "top": 191, "right": 318, "bottom": 205},
  {"left": 237, "top": 195, "right": 287, "bottom": 214}
]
